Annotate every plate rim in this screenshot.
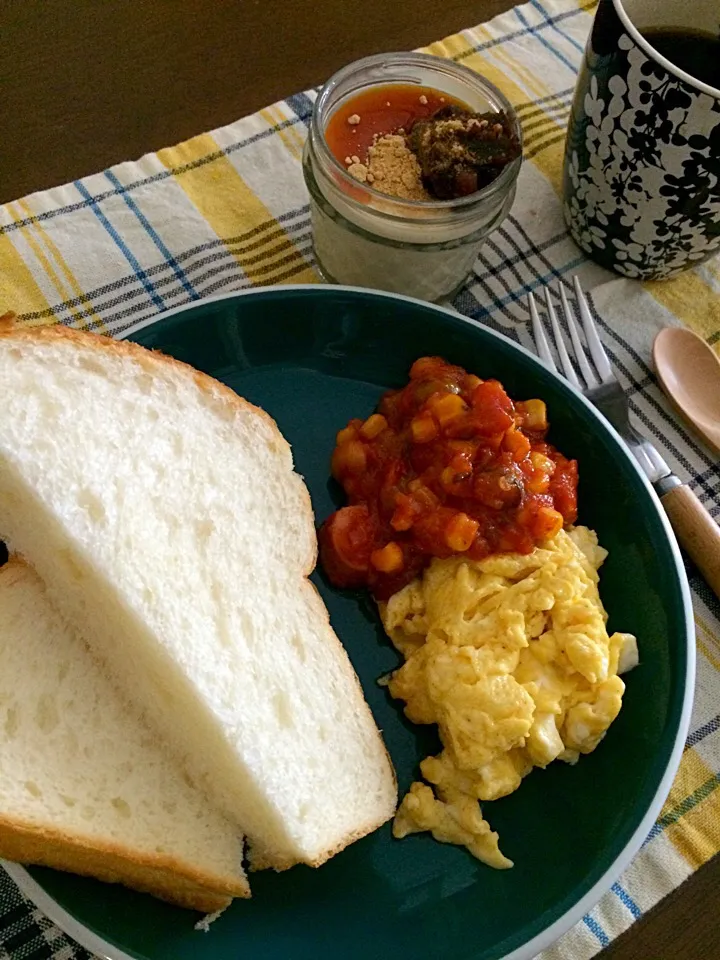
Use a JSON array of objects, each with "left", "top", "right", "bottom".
[{"left": 5, "top": 284, "right": 696, "bottom": 960}]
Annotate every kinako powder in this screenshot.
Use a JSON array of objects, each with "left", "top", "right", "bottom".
[{"left": 345, "top": 135, "right": 430, "bottom": 202}]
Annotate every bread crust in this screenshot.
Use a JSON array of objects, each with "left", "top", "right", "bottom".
[
  {"left": 0, "top": 815, "right": 249, "bottom": 911},
  {"left": 0, "top": 557, "right": 249, "bottom": 910},
  {"left": 0, "top": 558, "right": 27, "bottom": 587},
  {"left": 0, "top": 320, "right": 397, "bottom": 871},
  {"left": 247, "top": 578, "right": 397, "bottom": 871}
]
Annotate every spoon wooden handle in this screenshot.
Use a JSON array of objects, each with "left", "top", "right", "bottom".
[{"left": 661, "top": 483, "right": 720, "bottom": 600}]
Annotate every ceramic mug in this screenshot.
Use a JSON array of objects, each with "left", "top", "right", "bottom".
[{"left": 563, "top": 0, "right": 720, "bottom": 279}]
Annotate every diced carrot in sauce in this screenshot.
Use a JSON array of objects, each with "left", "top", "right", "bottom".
[
  {"left": 320, "top": 356, "right": 579, "bottom": 601},
  {"left": 502, "top": 427, "right": 532, "bottom": 462}
]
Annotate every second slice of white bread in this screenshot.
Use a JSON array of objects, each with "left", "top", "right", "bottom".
[
  {"left": 0, "top": 558, "right": 248, "bottom": 911},
  {"left": 0, "top": 322, "right": 397, "bottom": 870}
]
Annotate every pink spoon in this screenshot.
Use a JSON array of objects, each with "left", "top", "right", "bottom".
[{"left": 653, "top": 327, "right": 720, "bottom": 455}]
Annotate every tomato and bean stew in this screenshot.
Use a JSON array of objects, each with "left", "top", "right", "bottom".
[{"left": 319, "top": 357, "right": 578, "bottom": 601}]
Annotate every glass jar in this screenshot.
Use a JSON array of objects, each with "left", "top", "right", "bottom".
[{"left": 302, "top": 52, "right": 522, "bottom": 303}]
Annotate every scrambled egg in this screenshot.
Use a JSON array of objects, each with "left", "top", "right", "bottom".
[{"left": 380, "top": 526, "right": 638, "bottom": 869}]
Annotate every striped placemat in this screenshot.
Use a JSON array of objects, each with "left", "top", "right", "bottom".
[{"left": 0, "top": 1, "right": 718, "bottom": 958}]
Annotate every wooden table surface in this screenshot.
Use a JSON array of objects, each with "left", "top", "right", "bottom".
[{"left": 2, "top": 1, "right": 719, "bottom": 957}]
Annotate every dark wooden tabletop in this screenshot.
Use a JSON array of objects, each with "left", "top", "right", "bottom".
[{"left": 2, "top": 1, "right": 719, "bottom": 957}]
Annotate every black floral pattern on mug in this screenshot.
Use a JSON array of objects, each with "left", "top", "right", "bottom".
[{"left": 563, "top": 32, "right": 720, "bottom": 279}]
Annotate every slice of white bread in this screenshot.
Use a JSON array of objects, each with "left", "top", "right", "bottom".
[
  {"left": 0, "top": 558, "right": 248, "bottom": 911},
  {"left": 0, "top": 321, "right": 397, "bottom": 870}
]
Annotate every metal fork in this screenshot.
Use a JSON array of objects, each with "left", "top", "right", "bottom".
[{"left": 527, "top": 276, "right": 720, "bottom": 599}]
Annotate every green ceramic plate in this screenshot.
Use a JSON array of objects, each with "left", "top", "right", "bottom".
[{"left": 5, "top": 287, "right": 694, "bottom": 960}]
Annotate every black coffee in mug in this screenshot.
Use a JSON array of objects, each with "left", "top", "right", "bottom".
[
  {"left": 642, "top": 27, "right": 720, "bottom": 88},
  {"left": 562, "top": 0, "right": 720, "bottom": 280}
]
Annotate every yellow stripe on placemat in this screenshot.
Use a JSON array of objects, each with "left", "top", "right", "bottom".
[
  {"left": 427, "top": 32, "right": 468, "bottom": 60},
  {"left": 664, "top": 749, "right": 720, "bottom": 870},
  {"left": 0, "top": 230, "right": 51, "bottom": 320},
  {"left": 668, "top": 792, "right": 720, "bottom": 871},
  {"left": 15, "top": 199, "right": 105, "bottom": 333},
  {"left": 261, "top": 106, "right": 304, "bottom": 162},
  {"left": 697, "top": 614, "right": 720, "bottom": 666},
  {"left": 157, "top": 133, "right": 317, "bottom": 286},
  {"left": 283, "top": 110, "right": 308, "bottom": 159},
  {"left": 697, "top": 614, "right": 720, "bottom": 648},
  {"left": 698, "top": 635, "right": 720, "bottom": 673},
  {"left": 425, "top": 31, "right": 567, "bottom": 195},
  {"left": 644, "top": 273, "right": 720, "bottom": 341},
  {"left": 661, "top": 749, "right": 711, "bottom": 819},
  {"left": 5, "top": 202, "right": 81, "bottom": 322}
]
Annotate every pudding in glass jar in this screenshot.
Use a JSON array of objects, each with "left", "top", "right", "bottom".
[{"left": 302, "top": 53, "right": 522, "bottom": 303}]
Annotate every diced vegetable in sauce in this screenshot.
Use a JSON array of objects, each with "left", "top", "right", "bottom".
[{"left": 319, "top": 357, "right": 578, "bottom": 601}]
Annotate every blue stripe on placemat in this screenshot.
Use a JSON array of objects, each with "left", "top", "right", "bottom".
[
  {"left": 285, "top": 93, "right": 315, "bottom": 124},
  {"left": 687, "top": 714, "right": 720, "bottom": 749},
  {"left": 612, "top": 882, "right": 643, "bottom": 919},
  {"left": 529, "top": 0, "right": 586, "bottom": 54},
  {"left": 482, "top": 257, "right": 587, "bottom": 314},
  {"left": 455, "top": 3, "right": 589, "bottom": 61},
  {"left": 583, "top": 914, "right": 610, "bottom": 947},
  {"left": 514, "top": 6, "right": 580, "bottom": 72},
  {"left": 74, "top": 180, "right": 166, "bottom": 312},
  {"left": 104, "top": 170, "right": 199, "bottom": 302}
]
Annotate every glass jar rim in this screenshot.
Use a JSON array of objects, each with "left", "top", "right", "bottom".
[{"left": 310, "top": 51, "right": 524, "bottom": 217}]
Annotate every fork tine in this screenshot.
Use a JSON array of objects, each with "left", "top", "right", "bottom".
[
  {"left": 527, "top": 292, "right": 557, "bottom": 371},
  {"left": 543, "top": 286, "right": 581, "bottom": 389},
  {"left": 572, "top": 276, "right": 613, "bottom": 381},
  {"left": 558, "top": 283, "right": 599, "bottom": 389}
]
